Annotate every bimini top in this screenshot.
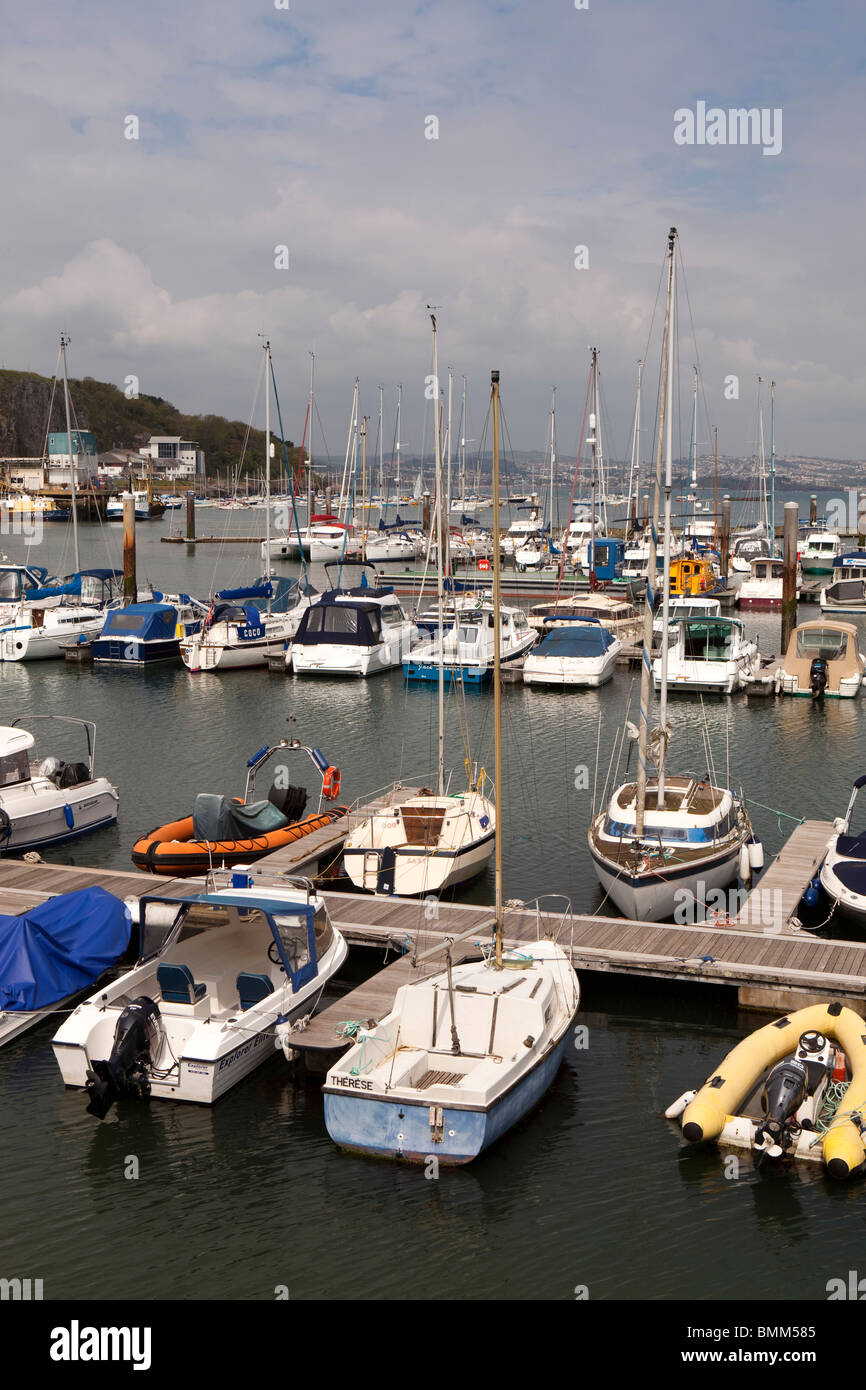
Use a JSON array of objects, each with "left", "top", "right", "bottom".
[
  {"left": 98, "top": 604, "right": 178, "bottom": 640},
  {"left": 0, "top": 726, "right": 35, "bottom": 759},
  {"left": 536, "top": 625, "right": 616, "bottom": 658},
  {"left": 0, "top": 886, "right": 131, "bottom": 1011}
]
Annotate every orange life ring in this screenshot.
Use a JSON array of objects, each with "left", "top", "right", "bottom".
[{"left": 323, "top": 766, "right": 341, "bottom": 800}]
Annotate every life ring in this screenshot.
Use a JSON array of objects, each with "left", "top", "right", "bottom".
[{"left": 323, "top": 766, "right": 341, "bottom": 800}]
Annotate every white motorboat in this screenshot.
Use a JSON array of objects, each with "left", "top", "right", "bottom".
[
  {"left": 800, "top": 529, "right": 844, "bottom": 577},
  {"left": 652, "top": 596, "right": 721, "bottom": 639},
  {"left": 528, "top": 592, "right": 642, "bottom": 641},
  {"left": 820, "top": 553, "right": 866, "bottom": 614},
  {"left": 53, "top": 873, "right": 347, "bottom": 1114},
  {"left": 523, "top": 621, "right": 620, "bottom": 687},
  {"left": 0, "top": 717, "right": 118, "bottom": 851},
  {"left": 776, "top": 620, "right": 866, "bottom": 699},
  {"left": 0, "top": 565, "right": 109, "bottom": 662},
  {"left": 403, "top": 599, "right": 536, "bottom": 683},
  {"left": 291, "top": 582, "right": 419, "bottom": 677},
  {"left": 737, "top": 555, "right": 801, "bottom": 610},
  {"left": 653, "top": 615, "right": 762, "bottom": 694},
  {"left": 319, "top": 367, "right": 580, "bottom": 1163}
]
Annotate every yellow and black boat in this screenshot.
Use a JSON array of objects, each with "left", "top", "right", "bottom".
[
  {"left": 132, "top": 738, "right": 347, "bottom": 877},
  {"left": 669, "top": 553, "right": 720, "bottom": 597},
  {"left": 666, "top": 1002, "right": 866, "bottom": 1178}
]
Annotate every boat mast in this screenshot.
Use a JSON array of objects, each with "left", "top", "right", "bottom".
[
  {"left": 627, "top": 360, "right": 642, "bottom": 544},
  {"left": 588, "top": 349, "right": 598, "bottom": 584},
  {"left": 491, "top": 368, "right": 504, "bottom": 967},
  {"left": 549, "top": 386, "right": 556, "bottom": 538},
  {"left": 635, "top": 227, "right": 676, "bottom": 835},
  {"left": 757, "top": 377, "right": 768, "bottom": 537},
  {"left": 59, "top": 334, "right": 80, "bottom": 573},
  {"left": 360, "top": 416, "right": 368, "bottom": 563},
  {"left": 430, "top": 315, "right": 445, "bottom": 797},
  {"left": 688, "top": 367, "right": 698, "bottom": 549},
  {"left": 769, "top": 380, "right": 776, "bottom": 553},
  {"left": 460, "top": 375, "right": 467, "bottom": 509},
  {"left": 264, "top": 339, "right": 271, "bottom": 612},
  {"left": 307, "top": 351, "right": 315, "bottom": 516},
  {"left": 656, "top": 233, "right": 677, "bottom": 809},
  {"left": 713, "top": 426, "right": 719, "bottom": 549},
  {"left": 394, "top": 384, "right": 402, "bottom": 501},
  {"left": 378, "top": 384, "right": 384, "bottom": 524},
  {"left": 446, "top": 368, "right": 453, "bottom": 526}
]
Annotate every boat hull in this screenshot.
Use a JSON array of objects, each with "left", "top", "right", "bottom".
[
  {"left": 589, "top": 838, "right": 742, "bottom": 922},
  {"left": 323, "top": 1018, "right": 574, "bottom": 1163}
]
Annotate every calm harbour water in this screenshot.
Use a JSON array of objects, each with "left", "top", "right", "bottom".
[{"left": 1, "top": 502, "right": 864, "bottom": 1302}]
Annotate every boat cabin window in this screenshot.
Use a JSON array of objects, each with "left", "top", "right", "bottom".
[
  {"left": 0, "top": 749, "right": 30, "bottom": 786},
  {"left": 682, "top": 622, "right": 733, "bottom": 661},
  {"left": 313, "top": 905, "right": 333, "bottom": 957},
  {"left": 378, "top": 603, "right": 404, "bottom": 626},
  {"left": 514, "top": 612, "right": 529, "bottom": 630},
  {"left": 795, "top": 628, "right": 847, "bottom": 661},
  {"left": 271, "top": 914, "right": 311, "bottom": 972},
  {"left": 458, "top": 624, "right": 479, "bottom": 644},
  {"left": 0, "top": 571, "right": 23, "bottom": 602}
]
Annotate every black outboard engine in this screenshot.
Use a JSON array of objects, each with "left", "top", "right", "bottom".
[
  {"left": 755, "top": 1058, "right": 807, "bottom": 1157},
  {"left": 809, "top": 657, "right": 828, "bottom": 700},
  {"left": 85, "top": 997, "right": 163, "bottom": 1120}
]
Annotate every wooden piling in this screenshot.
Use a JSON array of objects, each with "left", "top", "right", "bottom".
[
  {"left": 422, "top": 489, "right": 431, "bottom": 536},
  {"left": 123, "top": 494, "right": 136, "bottom": 602},
  {"left": 185, "top": 492, "right": 196, "bottom": 542},
  {"left": 781, "top": 500, "right": 798, "bottom": 653},
  {"left": 809, "top": 494, "right": 817, "bottom": 526}
]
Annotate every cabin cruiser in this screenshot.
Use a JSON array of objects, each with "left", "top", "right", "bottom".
[
  {"left": 820, "top": 552, "right": 866, "bottom": 614},
  {"left": 0, "top": 718, "right": 118, "bottom": 851},
  {"left": 291, "top": 584, "right": 419, "bottom": 677},
  {"left": 523, "top": 621, "right": 620, "bottom": 687},
  {"left": 730, "top": 530, "right": 771, "bottom": 575},
  {"left": 181, "top": 579, "right": 312, "bottom": 671},
  {"left": 820, "top": 778, "right": 866, "bottom": 930},
  {"left": 528, "top": 593, "right": 642, "bottom": 642},
  {"left": 800, "top": 530, "right": 844, "bottom": 576},
  {"left": 52, "top": 873, "right": 348, "bottom": 1114},
  {"left": 775, "top": 620, "right": 865, "bottom": 699},
  {"left": 653, "top": 616, "right": 762, "bottom": 695},
  {"left": 736, "top": 555, "right": 801, "bottom": 610},
  {"left": 93, "top": 600, "right": 205, "bottom": 665},
  {"left": 588, "top": 775, "right": 752, "bottom": 922},
  {"left": 653, "top": 596, "right": 721, "bottom": 639},
  {"left": 404, "top": 599, "right": 536, "bottom": 683}
]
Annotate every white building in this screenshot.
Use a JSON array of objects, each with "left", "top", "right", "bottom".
[
  {"left": 138, "top": 436, "right": 205, "bottom": 480},
  {"left": 46, "top": 431, "right": 100, "bottom": 486}
]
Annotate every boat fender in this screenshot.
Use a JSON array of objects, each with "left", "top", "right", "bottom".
[
  {"left": 664, "top": 1089, "right": 697, "bottom": 1120},
  {"left": 0, "top": 807, "right": 10, "bottom": 840},
  {"left": 739, "top": 842, "right": 751, "bottom": 883},
  {"left": 748, "top": 836, "right": 764, "bottom": 871},
  {"left": 64, "top": 804, "right": 74, "bottom": 829},
  {"left": 802, "top": 876, "right": 821, "bottom": 909},
  {"left": 323, "top": 766, "right": 341, "bottom": 800}
]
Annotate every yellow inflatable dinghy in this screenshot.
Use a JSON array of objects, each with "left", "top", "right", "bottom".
[{"left": 666, "top": 1001, "right": 866, "bottom": 1179}]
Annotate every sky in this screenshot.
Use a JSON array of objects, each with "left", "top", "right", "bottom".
[{"left": 1, "top": 0, "right": 864, "bottom": 467}]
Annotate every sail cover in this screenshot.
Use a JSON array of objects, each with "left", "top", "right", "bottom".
[{"left": 0, "top": 887, "right": 131, "bottom": 1011}]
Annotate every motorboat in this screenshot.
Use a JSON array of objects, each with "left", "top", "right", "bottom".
[
  {"left": 819, "top": 776, "right": 866, "bottom": 929},
  {"left": 93, "top": 600, "right": 205, "bottom": 665},
  {"left": 737, "top": 555, "right": 801, "bottom": 610},
  {"left": 820, "top": 552, "right": 866, "bottom": 614},
  {"left": 653, "top": 596, "right": 721, "bottom": 639},
  {"left": 0, "top": 718, "right": 119, "bottom": 852},
  {"left": 776, "top": 620, "right": 865, "bottom": 699},
  {"left": 291, "top": 582, "right": 419, "bottom": 677},
  {"left": 106, "top": 491, "right": 165, "bottom": 521},
  {"left": 653, "top": 616, "right": 762, "bottom": 695},
  {"left": 403, "top": 599, "right": 536, "bottom": 683},
  {"left": 800, "top": 529, "right": 844, "bottom": 576},
  {"left": 666, "top": 1002, "right": 866, "bottom": 1178},
  {"left": 0, "top": 888, "right": 131, "bottom": 1047},
  {"left": 131, "top": 738, "right": 346, "bottom": 875},
  {"left": 528, "top": 592, "right": 642, "bottom": 641},
  {"left": 523, "top": 620, "right": 620, "bottom": 687},
  {"left": 730, "top": 530, "right": 771, "bottom": 575},
  {"left": 52, "top": 873, "right": 348, "bottom": 1113}
]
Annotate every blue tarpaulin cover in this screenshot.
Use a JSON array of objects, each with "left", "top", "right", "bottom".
[
  {"left": 0, "top": 887, "right": 131, "bottom": 1011},
  {"left": 537, "top": 625, "right": 615, "bottom": 657}
]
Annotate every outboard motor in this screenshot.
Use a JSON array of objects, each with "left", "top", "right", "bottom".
[
  {"left": 85, "top": 997, "right": 163, "bottom": 1120},
  {"left": 809, "top": 656, "right": 828, "bottom": 700},
  {"left": 755, "top": 1058, "right": 807, "bottom": 1158}
]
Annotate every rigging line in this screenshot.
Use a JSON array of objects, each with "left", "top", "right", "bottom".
[
  {"left": 555, "top": 370, "right": 592, "bottom": 600},
  {"left": 207, "top": 351, "right": 266, "bottom": 596},
  {"left": 269, "top": 354, "right": 311, "bottom": 592}
]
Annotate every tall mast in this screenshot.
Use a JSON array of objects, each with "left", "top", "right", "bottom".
[
  {"left": 769, "top": 380, "right": 776, "bottom": 552},
  {"left": 264, "top": 339, "right": 271, "bottom": 611},
  {"left": 656, "top": 232, "right": 677, "bottom": 809},
  {"left": 460, "top": 375, "right": 467, "bottom": 508},
  {"left": 689, "top": 366, "right": 698, "bottom": 547},
  {"left": 395, "top": 384, "right": 402, "bottom": 501},
  {"left": 636, "top": 227, "right": 676, "bottom": 834},
  {"left": 757, "top": 377, "right": 767, "bottom": 536},
  {"left": 628, "top": 360, "right": 643, "bottom": 543},
  {"left": 307, "top": 351, "right": 315, "bottom": 515},
  {"left": 431, "top": 315, "right": 445, "bottom": 796},
  {"left": 446, "top": 368, "right": 453, "bottom": 526},
  {"left": 360, "top": 416, "right": 368, "bottom": 563},
  {"left": 549, "top": 387, "right": 556, "bottom": 535},
  {"left": 59, "top": 334, "right": 80, "bottom": 572},
  {"left": 378, "top": 384, "right": 384, "bottom": 523},
  {"left": 713, "top": 426, "right": 719, "bottom": 549},
  {"left": 588, "top": 349, "right": 598, "bottom": 584},
  {"left": 490, "top": 368, "right": 503, "bottom": 966}
]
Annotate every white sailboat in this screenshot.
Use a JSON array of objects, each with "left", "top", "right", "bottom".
[
  {"left": 322, "top": 367, "right": 580, "bottom": 1162},
  {"left": 341, "top": 315, "right": 496, "bottom": 897},
  {"left": 588, "top": 228, "right": 754, "bottom": 923}
]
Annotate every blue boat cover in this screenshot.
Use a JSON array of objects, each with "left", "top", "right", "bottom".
[
  {"left": 0, "top": 887, "right": 131, "bottom": 1011},
  {"left": 98, "top": 603, "right": 178, "bottom": 639},
  {"left": 217, "top": 583, "right": 272, "bottom": 601},
  {"left": 537, "top": 625, "right": 615, "bottom": 657},
  {"left": 27, "top": 574, "right": 83, "bottom": 601}
]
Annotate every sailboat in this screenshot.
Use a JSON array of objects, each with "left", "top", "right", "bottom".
[
  {"left": 342, "top": 316, "right": 496, "bottom": 896},
  {"left": 588, "top": 228, "right": 754, "bottom": 923},
  {"left": 323, "top": 367, "right": 580, "bottom": 1162},
  {"left": 180, "top": 341, "right": 314, "bottom": 672}
]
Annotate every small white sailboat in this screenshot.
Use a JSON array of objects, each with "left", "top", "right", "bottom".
[
  {"left": 0, "top": 717, "right": 118, "bottom": 851},
  {"left": 322, "top": 368, "right": 580, "bottom": 1163},
  {"left": 53, "top": 873, "right": 347, "bottom": 1115}
]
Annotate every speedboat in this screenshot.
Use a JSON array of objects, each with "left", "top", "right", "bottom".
[
  {"left": 523, "top": 620, "right": 620, "bottom": 687},
  {"left": 320, "top": 927, "right": 579, "bottom": 1163},
  {"left": 404, "top": 599, "right": 535, "bottom": 683},
  {"left": 653, "top": 615, "right": 762, "bottom": 695},
  {"left": 0, "top": 718, "right": 118, "bottom": 852},
  {"left": 666, "top": 1002, "right": 866, "bottom": 1178},
  {"left": 819, "top": 776, "right": 866, "bottom": 929},
  {"left": 0, "top": 567, "right": 109, "bottom": 661},
  {"left": 528, "top": 593, "right": 642, "bottom": 641},
  {"left": 820, "top": 552, "right": 866, "bottom": 614},
  {"left": 776, "top": 620, "right": 865, "bottom": 699},
  {"left": 131, "top": 738, "right": 346, "bottom": 875},
  {"left": 588, "top": 774, "right": 752, "bottom": 922},
  {"left": 52, "top": 873, "right": 348, "bottom": 1114},
  {"left": 800, "top": 529, "right": 844, "bottom": 576},
  {"left": 0, "top": 888, "right": 131, "bottom": 1047}
]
